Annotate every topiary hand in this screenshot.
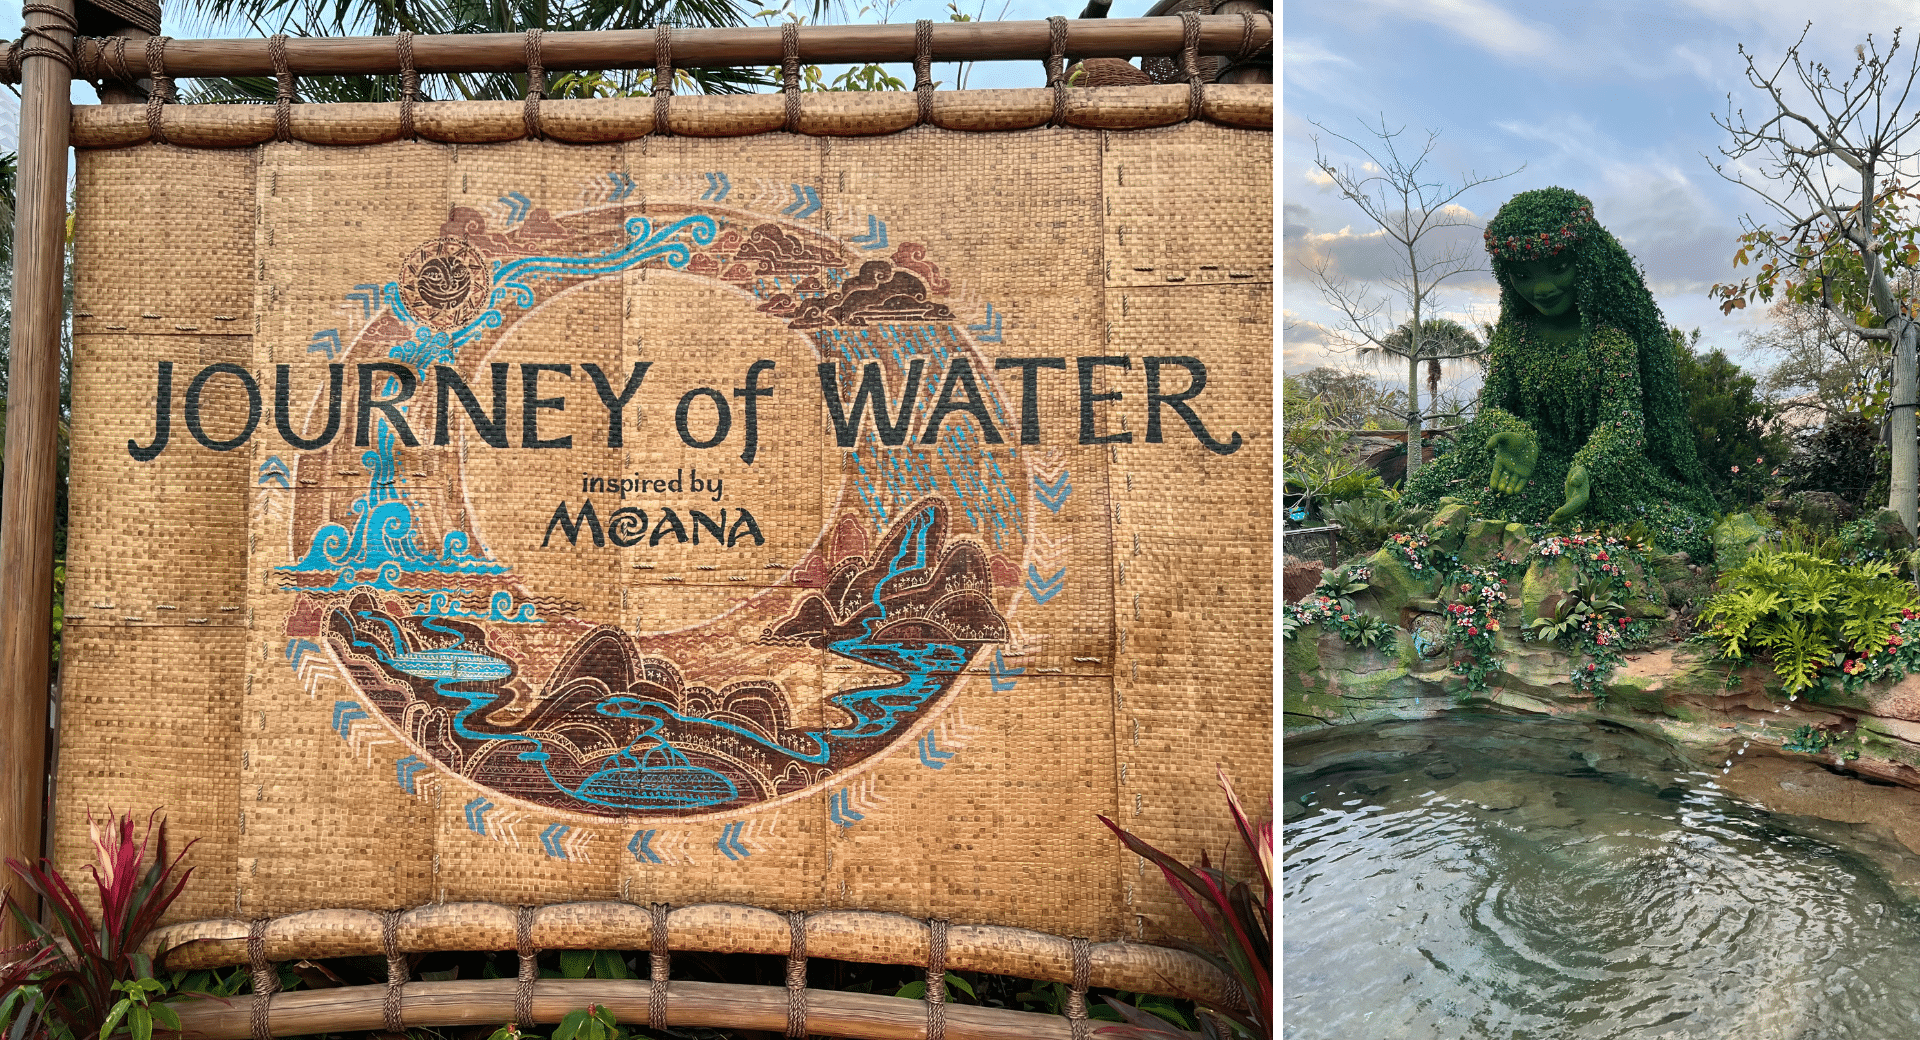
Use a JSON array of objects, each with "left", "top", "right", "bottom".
[
  {"left": 1549, "top": 463, "right": 1591, "bottom": 524},
  {"left": 1486, "top": 429, "right": 1539, "bottom": 494}
]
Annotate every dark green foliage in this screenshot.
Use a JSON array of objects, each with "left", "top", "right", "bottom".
[
  {"left": 1283, "top": 366, "right": 1404, "bottom": 430},
  {"left": 1672, "top": 328, "right": 1787, "bottom": 508},
  {"left": 1319, "top": 497, "right": 1432, "bottom": 557},
  {"left": 1404, "top": 188, "right": 1714, "bottom": 537},
  {"left": 1778, "top": 412, "right": 1887, "bottom": 514},
  {"left": 1319, "top": 470, "right": 1385, "bottom": 503}
]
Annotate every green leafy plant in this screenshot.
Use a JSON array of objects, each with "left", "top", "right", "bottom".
[
  {"left": 0, "top": 811, "right": 197, "bottom": 1040},
  {"left": 1523, "top": 575, "right": 1649, "bottom": 699},
  {"left": 892, "top": 971, "right": 977, "bottom": 1003},
  {"left": 1440, "top": 564, "right": 1512, "bottom": 700},
  {"left": 1320, "top": 498, "right": 1431, "bottom": 557},
  {"left": 1701, "top": 549, "right": 1919, "bottom": 696},
  {"left": 1783, "top": 724, "right": 1839, "bottom": 753},
  {"left": 487, "top": 1004, "right": 626, "bottom": 1040},
  {"left": 1280, "top": 575, "right": 1395, "bottom": 648},
  {"left": 1096, "top": 769, "right": 1269, "bottom": 1040}
]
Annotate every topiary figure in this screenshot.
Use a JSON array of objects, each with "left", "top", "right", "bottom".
[{"left": 1404, "top": 187, "right": 1715, "bottom": 550}]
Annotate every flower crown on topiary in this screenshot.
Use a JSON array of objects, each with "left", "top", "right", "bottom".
[{"left": 1483, "top": 203, "right": 1596, "bottom": 261}]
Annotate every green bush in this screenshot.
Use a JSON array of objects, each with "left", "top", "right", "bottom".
[
  {"left": 1778, "top": 412, "right": 1886, "bottom": 514},
  {"left": 1320, "top": 497, "right": 1433, "bottom": 558},
  {"left": 1321, "top": 470, "right": 1387, "bottom": 503},
  {"left": 1700, "top": 548, "right": 1918, "bottom": 695}
]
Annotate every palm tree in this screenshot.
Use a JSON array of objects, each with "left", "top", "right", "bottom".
[{"left": 177, "top": 0, "right": 775, "bottom": 102}]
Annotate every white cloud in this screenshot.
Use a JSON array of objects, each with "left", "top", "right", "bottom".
[{"left": 1351, "top": 0, "right": 1559, "bottom": 62}]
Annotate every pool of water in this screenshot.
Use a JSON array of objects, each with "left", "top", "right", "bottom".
[{"left": 1283, "top": 715, "right": 1920, "bottom": 1039}]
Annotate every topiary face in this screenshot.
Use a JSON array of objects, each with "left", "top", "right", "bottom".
[
  {"left": 1485, "top": 187, "right": 1606, "bottom": 326},
  {"left": 1506, "top": 255, "right": 1579, "bottom": 321}
]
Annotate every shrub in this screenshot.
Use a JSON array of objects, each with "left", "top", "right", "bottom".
[
  {"left": 1700, "top": 548, "right": 1919, "bottom": 695},
  {"left": 1319, "top": 497, "right": 1432, "bottom": 558},
  {"left": 1, "top": 811, "right": 197, "bottom": 1040},
  {"left": 1777, "top": 412, "right": 1886, "bottom": 514}
]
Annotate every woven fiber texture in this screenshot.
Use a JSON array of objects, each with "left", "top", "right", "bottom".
[{"left": 56, "top": 122, "right": 1270, "bottom": 949}]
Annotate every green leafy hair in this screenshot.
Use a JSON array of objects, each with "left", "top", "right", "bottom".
[{"left": 1484, "top": 187, "right": 1708, "bottom": 495}]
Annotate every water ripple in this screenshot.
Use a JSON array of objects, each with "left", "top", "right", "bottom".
[{"left": 1284, "top": 715, "right": 1920, "bottom": 1039}]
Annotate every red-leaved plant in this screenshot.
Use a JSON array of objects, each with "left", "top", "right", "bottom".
[
  {"left": 1096, "top": 768, "right": 1272, "bottom": 1040},
  {"left": 0, "top": 810, "right": 196, "bottom": 1039}
]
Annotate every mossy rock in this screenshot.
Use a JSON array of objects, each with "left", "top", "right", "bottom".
[
  {"left": 1710, "top": 512, "right": 1774, "bottom": 569},
  {"left": 1425, "top": 502, "right": 1473, "bottom": 552},
  {"left": 1520, "top": 555, "right": 1578, "bottom": 622},
  {"left": 1461, "top": 519, "right": 1506, "bottom": 567},
  {"left": 1865, "top": 508, "right": 1916, "bottom": 553},
  {"left": 1355, "top": 545, "right": 1436, "bottom": 621},
  {"left": 1617, "top": 555, "right": 1668, "bottom": 618},
  {"left": 1501, "top": 522, "right": 1532, "bottom": 562},
  {"left": 1651, "top": 551, "right": 1693, "bottom": 585}
]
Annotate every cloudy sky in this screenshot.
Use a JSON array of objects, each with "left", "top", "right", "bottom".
[{"left": 1283, "top": 0, "right": 1920, "bottom": 399}]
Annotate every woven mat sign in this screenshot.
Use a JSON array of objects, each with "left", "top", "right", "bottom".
[{"left": 57, "top": 124, "right": 1271, "bottom": 945}]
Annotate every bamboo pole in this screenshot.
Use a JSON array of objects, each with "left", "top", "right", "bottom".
[
  {"left": 166, "top": 979, "right": 1078, "bottom": 1040},
  {"left": 70, "top": 83, "right": 1271, "bottom": 148},
  {"left": 0, "top": 0, "right": 74, "bottom": 953},
  {"left": 46, "top": 15, "right": 1267, "bottom": 80},
  {"left": 147, "top": 903, "right": 1231, "bottom": 1007}
]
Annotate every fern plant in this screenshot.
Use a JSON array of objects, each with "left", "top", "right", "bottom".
[{"left": 1701, "top": 549, "right": 1918, "bottom": 695}]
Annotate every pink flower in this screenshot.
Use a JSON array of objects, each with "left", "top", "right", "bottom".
[
  {"left": 1468, "top": 627, "right": 1479, "bottom": 636},
  {"left": 1731, "top": 465, "right": 1740, "bottom": 474}
]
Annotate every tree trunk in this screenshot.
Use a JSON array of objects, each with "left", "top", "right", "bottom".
[
  {"left": 1405, "top": 353, "right": 1422, "bottom": 485},
  {"left": 1891, "top": 315, "right": 1918, "bottom": 538}
]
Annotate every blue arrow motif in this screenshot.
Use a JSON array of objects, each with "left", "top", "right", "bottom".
[
  {"left": 331, "top": 701, "right": 367, "bottom": 739},
  {"left": 716, "top": 821, "right": 750, "bottom": 860},
  {"left": 501, "top": 192, "right": 532, "bottom": 224},
  {"left": 702, "top": 172, "right": 732, "bottom": 202},
  {"left": 541, "top": 823, "right": 570, "bottom": 859},
  {"left": 918, "top": 732, "right": 955, "bottom": 770},
  {"left": 258, "top": 456, "right": 291, "bottom": 488},
  {"left": 308, "top": 329, "right": 341, "bottom": 359},
  {"left": 345, "top": 284, "right": 379, "bottom": 320},
  {"left": 1027, "top": 565, "right": 1066, "bottom": 605},
  {"left": 967, "top": 303, "right": 1003, "bottom": 343},
  {"left": 829, "top": 788, "right": 866, "bottom": 828},
  {"left": 395, "top": 755, "right": 427, "bottom": 794},
  {"left": 628, "top": 829, "right": 663, "bottom": 864},
  {"left": 849, "top": 214, "right": 889, "bottom": 250},
  {"left": 286, "top": 638, "right": 321, "bottom": 667},
  {"left": 711, "top": 172, "right": 730, "bottom": 202},
  {"left": 782, "top": 184, "right": 820, "bottom": 219},
  {"left": 464, "top": 797, "right": 494, "bottom": 835},
  {"left": 990, "top": 649, "right": 1025, "bottom": 692},
  {"left": 609, "top": 172, "right": 635, "bottom": 201},
  {"left": 1033, "top": 471, "right": 1072, "bottom": 512}
]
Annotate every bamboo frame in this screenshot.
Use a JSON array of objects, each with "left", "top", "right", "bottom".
[
  {"left": 0, "top": 0, "right": 74, "bottom": 953},
  {"left": 36, "top": 15, "right": 1268, "bottom": 81},
  {"left": 10, "top": 4, "right": 1271, "bottom": 1014},
  {"left": 168, "top": 979, "right": 1081, "bottom": 1040},
  {"left": 147, "top": 903, "right": 1231, "bottom": 1007}
]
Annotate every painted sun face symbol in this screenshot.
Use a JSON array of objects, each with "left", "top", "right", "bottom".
[{"left": 398, "top": 238, "right": 494, "bottom": 330}]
